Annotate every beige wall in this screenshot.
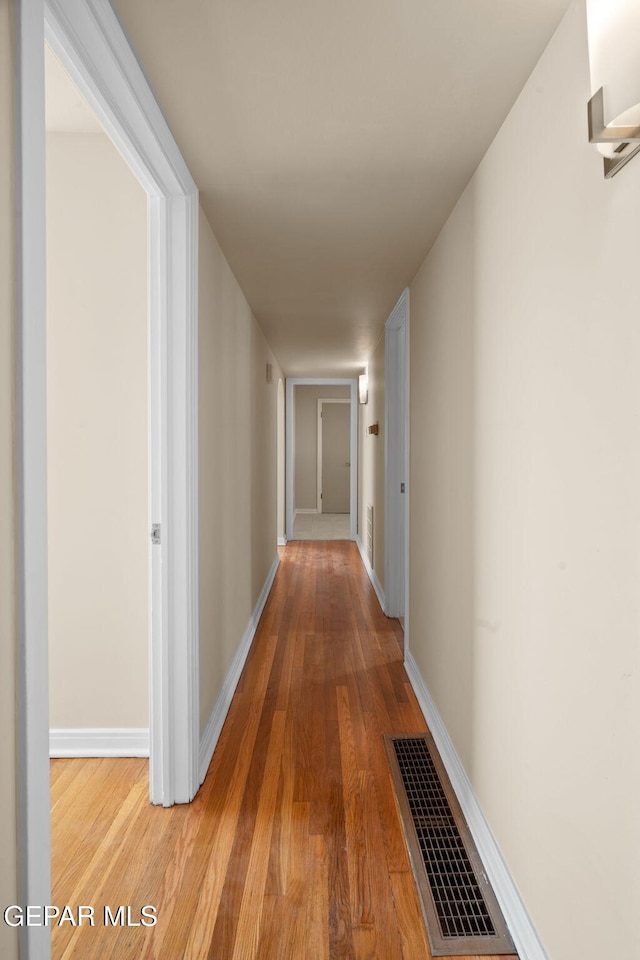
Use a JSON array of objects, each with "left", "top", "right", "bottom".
[
  {"left": 47, "top": 132, "right": 149, "bottom": 729},
  {"left": 358, "top": 340, "right": 385, "bottom": 587},
  {"left": 199, "top": 209, "right": 281, "bottom": 732},
  {"left": 294, "top": 385, "right": 350, "bottom": 510},
  {"left": 0, "top": 2, "right": 19, "bottom": 956},
  {"left": 409, "top": 3, "right": 640, "bottom": 958}
]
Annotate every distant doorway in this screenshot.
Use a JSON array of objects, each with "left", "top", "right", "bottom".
[{"left": 317, "top": 399, "right": 351, "bottom": 514}]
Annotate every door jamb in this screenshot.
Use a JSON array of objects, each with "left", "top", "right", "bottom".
[
  {"left": 17, "top": 2, "right": 200, "bottom": 955},
  {"left": 276, "top": 378, "right": 286, "bottom": 545},
  {"left": 285, "top": 378, "right": 357, "bottom": 540},
  {"left": 316, "top": 399, "right": 351, "bottom": 514}
]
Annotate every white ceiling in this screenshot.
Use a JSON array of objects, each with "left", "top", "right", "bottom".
[{"left": 82, "top": 1, "right": 572, "bottom": 375}]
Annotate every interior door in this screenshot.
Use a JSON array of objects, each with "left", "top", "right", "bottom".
[
  {"left": 321, "top": 402, "right": 350, "bottom": 513},
  {"left": 384, "top": 289, "right": 409, "bottom": 624}
]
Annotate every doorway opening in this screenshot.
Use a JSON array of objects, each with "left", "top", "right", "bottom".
[
  {"left": 285, "top": 378, "right": 358, "bottom": 541},
  {"left": 277, "top": 378, "right": 286, "bottom": 545},
  {"left": 17, "top": 3, "right": 200, "bottom": 954},
  {"left": 384, "top": 289, "right": 410, "bottom": 649},
  {"left": 314, "top": 398, "right": 351, "bottom": 539},
  {"left": 45, "top": 42, "right": 150, "bottom": 766}
]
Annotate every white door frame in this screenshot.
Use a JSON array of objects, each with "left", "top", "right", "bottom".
[
  {"left": 277, "top": 378, "right": 286, "bottom": 545},
  {"left": 384, "top": 289, "right": 410, "bottom": 648},
  {"left": 316, "top": 399, "right": 351, "bottom": 514},
  {"left": 17, "top": 1, "right": 200, "bottom": 955},
  {"left": 286, "top": 378, "right": 357, "bottom": 540}
]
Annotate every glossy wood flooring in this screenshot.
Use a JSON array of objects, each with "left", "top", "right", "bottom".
[{"left": 51, "top": 541, "right": 518, "bottom": 960}]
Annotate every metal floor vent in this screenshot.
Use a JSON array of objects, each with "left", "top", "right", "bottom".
[{"left": 384, "top": 733, "right": 516, "bottom": 957}]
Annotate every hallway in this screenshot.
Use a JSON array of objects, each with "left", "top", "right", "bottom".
[
  {"left": 50, "top": 543, "right": 516, "bottom": 960},
  {"left": 292, "top": 512, "right": 351, "bottom": 540}
]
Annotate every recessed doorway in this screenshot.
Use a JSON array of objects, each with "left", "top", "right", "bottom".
[
  {"left": 285, "top": 378, "right": 358, "bottom": 542},
  {"left": 45, "top": 42, "right": 150, "bottom": 766}
]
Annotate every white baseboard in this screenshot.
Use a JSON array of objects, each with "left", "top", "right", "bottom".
[
  {"left": 49, "top": 728, "right": 149, "bottom": 757},
  {"left": 295, "top": 508, "right": 318, "bottom": 515},
  {"left": 198, "top": 551, "right": 280, "bottom": 784},
  {"left": 355, "top": 534, "right": 386, "bottom": 613},
  {"left": 404, "top": 651, "right": 548, "bottom": 960},
  {"left": 277, "top": 536, "right": 287, "bottom": 546}
]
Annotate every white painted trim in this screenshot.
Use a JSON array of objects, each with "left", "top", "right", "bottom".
[
  {"left": 16, "top": 5, "right": 52, "bottom": 959},
  {"left": 286, "top": 378, "right": 358, "bottom": 541},
  {"left": 41, "top": 0, "right": 200, "bottom": 810},
  {"left": 45, "top": 1, "right": 195, "bottom": 193},
  {"left": 405, "top": 652, "right": 549, "bottom": 960},
  {"left": 199, "top": 553, "right": 280, "bottom": 783},
  {"left": 50, "top": 729, "right": 150, "bottom": 758},
  {"left": 316, "top": 398, "right": 351, "bottom": 514},
  {"left": 295, "top": 508, "right": 319, "bottom": 515},
  {"left": 276, "top": 377, "right": 286, "bottom": 546},
  {"left": 277, "top": 536, "right": 288, "bottom": 547},
  {"left": 384, "top": 290, "right": 410, "bottom": 649},
  {"left": 402, "top": 297, "right": 410, "bottom": 656},
  {"left": 17, "top": 3, "right": 200, "bottom": 951},
  {"left": 355, "top": 535, "right": 386, "bottom": 612}
]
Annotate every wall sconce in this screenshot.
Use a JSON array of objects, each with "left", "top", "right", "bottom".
[
  {"left": 358, "top": 373, "right": 368, "bottom": 405},
  {"left": 587, "top": 0, "right": 640, "bottom": 178}
]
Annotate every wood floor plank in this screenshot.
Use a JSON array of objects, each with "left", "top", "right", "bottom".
[
  {"left": 306, "top": 834, "right": 330, "bottom": 960},
  {"left": 53, "top": 777, "right": 152, "bottom": 960},
  {"left": 181, "top": 635, "right": 280, "bottom": 960},
  {"left": 51, "top": 759, "right": 137, "bottom": 899},
  {"left": 389, "top": 869, "right": 434, "bottom": 960},
  {"left": 336, "top": 686, "right": 372, "bottom": 928},
  {"left": 50, "top": 541, "right": 518, "bottom": 960},
  {"left": 230, "top": 710, "right": 286, "bottom": 960}
]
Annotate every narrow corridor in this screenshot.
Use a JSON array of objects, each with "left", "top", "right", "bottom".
[{"left": 51, "top": 542, "right": 516, "bottom": 960}]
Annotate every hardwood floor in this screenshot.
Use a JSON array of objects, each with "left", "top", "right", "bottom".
[{"left": 50, "top": 541, "right": 518, "bottom": 960}]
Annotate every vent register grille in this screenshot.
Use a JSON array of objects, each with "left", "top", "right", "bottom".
[{"left": 385, "top": 734, "right": 516, "bottom": 957}]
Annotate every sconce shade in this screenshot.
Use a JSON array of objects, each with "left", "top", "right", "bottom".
[
  {"left": 587, "top": 0, "right": 640, "bottom": 157},
  {"left": 358, "top": 373, "right": 368, "bottom": 405}
]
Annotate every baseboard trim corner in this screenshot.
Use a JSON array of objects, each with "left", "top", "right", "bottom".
[
  {"left": 404, "top": 651, "right": 548, "bottom": 960},
  {"left": 277, "top": 536, "right": 287, "bottom": 546},
  {"left": 199, "top": 551, "right": 280, "bottom": 784},
  {"left": 355, "top": 534, "right": 386, "bottom": 613},
  {"left": 49, "top": 728, "right": 150, "bottom": 758}
]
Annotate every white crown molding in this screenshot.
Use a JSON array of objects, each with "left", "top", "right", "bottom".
[
  {"left": 50, "top": 728, "right": 150, "bottom": 758},
  {"left": 404, "top": 651, "right": 549, "bottom": 960},
  {"left": 355, "top": 534, "right": 386, "bottom": 613},
  {"left": 199, "top": 553, "right": 280, "bottom": 783}
]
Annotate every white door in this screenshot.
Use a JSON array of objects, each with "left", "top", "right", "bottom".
[
  {"left": 320, "top": 401, "right": 350, "bottom": 513},
  {"left": 385, "top": 290, "right": 409, "bottom": 625}
]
